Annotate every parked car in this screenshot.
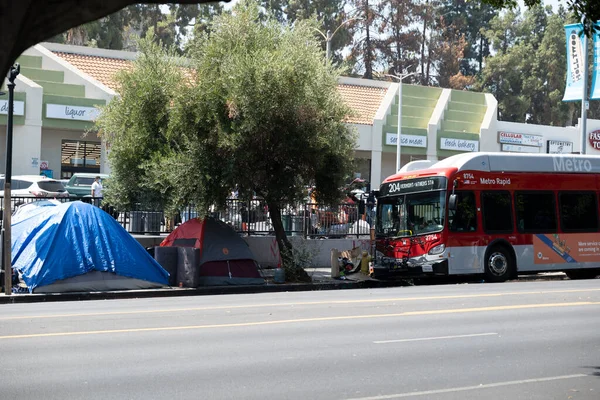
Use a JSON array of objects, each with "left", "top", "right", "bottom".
[
  {"left": 0, "top": 175, "right": 70, "bottom": 198},
  {"left": 64, "top": 173, "right": 109, "bottom": 198}
]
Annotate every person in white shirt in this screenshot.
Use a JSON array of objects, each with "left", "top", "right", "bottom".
[{"left": 91, "top": 176, "right": 103, "bottom": 206}]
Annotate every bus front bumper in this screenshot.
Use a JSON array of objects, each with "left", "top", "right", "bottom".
[{"left": 371, "top": 259, "right": 449, "bottom": 279}]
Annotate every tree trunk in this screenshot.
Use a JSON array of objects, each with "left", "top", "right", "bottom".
[
  {"left": 478, "top": 36, "right": 483, "bottom": 73},
  {"left": 420, "top": 0, "right": 428, "bottom": 84},
  {"left": 363, "top": 0, "right": 373, "bottom": 80},
  {"left": 268, "top": 201, "right": 311, "bottom": 282}
]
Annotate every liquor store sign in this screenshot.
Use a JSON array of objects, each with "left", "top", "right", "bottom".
[{"left": 46, "top": 104, "right": 101, "bottom": 121}]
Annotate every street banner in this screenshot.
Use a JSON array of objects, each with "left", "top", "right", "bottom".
[
  {"left": 563, "top": 23, "right": 585, "bottom": 102},
  {"left": 590, "top": 26, "right": 600, "bottom": 99}
]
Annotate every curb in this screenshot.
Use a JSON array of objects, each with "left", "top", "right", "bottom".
[
  {"left": 0, "top": 274, "right": 569, "bottom": 305},
  {"left": 0, "top": 279, "right": 409, "bottom": 304}
]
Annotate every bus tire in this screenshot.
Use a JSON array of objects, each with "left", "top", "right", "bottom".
[
  {"left": 565, "top": 269, "right": 600, "bottom": 280},
  {"left": 484, "top": 246, "right": 514, "bottom": 283}
]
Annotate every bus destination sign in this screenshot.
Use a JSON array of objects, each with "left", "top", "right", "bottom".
[{"left": 380, "top": 176, "right": 446, "bottom": 196}]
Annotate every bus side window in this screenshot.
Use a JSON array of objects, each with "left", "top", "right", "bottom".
[
  {"left": 448, "top": 191, "right": 477, "bottom": 232},
  {"left": 481, "top": 191, "right": 513, "bottom": 233},
  {"left": 515, "top": 191, "right": 557, "bottom": 233},
  {"left": 559, "top": 191, "right": 598, "bottom": 232}
]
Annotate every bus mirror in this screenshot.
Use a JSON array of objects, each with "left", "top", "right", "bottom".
[{"left": 448, "top": 194, "right": 457, "bottom": 211}]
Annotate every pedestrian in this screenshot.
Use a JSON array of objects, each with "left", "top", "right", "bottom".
[
  {"left": 91, "top": 176, "right": 103, "bottom": 206},
  {"left": 366, "top": 190, "right": 376, "bottom": 225}
]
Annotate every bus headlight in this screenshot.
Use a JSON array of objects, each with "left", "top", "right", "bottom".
[{"left": 428, "top": 244, "right": 445, "bottom": 255}]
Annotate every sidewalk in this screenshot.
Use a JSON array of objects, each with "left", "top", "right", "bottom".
[
  {"left": 0, "top": 268, "right": 568, "bottom": 304},
  {"left": 0, "top": 268, "right": 395, "bottom": 305}
]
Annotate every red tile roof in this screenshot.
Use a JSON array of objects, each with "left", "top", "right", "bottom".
[
  {"left": 337, "top": 84, "right": 388, "bottom": 125},
  {"left": 54, "top": 52, "right": 387, "bottom": 125},
  {"left": 55, "top": 52, "right": 131, "bottom": 91}
]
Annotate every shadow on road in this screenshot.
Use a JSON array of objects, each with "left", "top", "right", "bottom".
[
  {"left": 581, "top": 366, "right": 600, "bottom": 377},
  {"left": 411, "top": 276, "right": 485, "bottom": 286}
]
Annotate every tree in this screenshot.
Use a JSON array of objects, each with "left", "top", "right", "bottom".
[
  {"left": 477, "top": 9, "right": 532, "bottom": 121},
  {"left": 347, "top": 0, "right": 380, "bottom": 78},
  {"left": 377, "top": 0, "right": 422, "bottom": 77},
  {"left": 95, "top": 39, "right": 187, "bottom": 212},
  {"left": 525, "top": 8, "right": 575, "bottom": 125},
  {"left": 432, "top": 30, "right": 474, "bottom": 90},
  {"left": 97, "top": 1, "right": 356, "bottom": 281},
  {"left": 480, "top": 0, "right": 600, "bottom": 37},
  {"left": 288, "top": 0, "right": 354, "bottom": 64}
]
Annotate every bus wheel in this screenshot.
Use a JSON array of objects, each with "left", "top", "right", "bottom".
[
  {"left": 484, "top": 246, "right": 513, "bottom": 283},
  {"left": 565, "top": 269, "right": 600, "bottom": 280}
]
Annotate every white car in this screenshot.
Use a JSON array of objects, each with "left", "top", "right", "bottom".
[{"left": 0, "top": 175, "right": 70, "bottom": 198}]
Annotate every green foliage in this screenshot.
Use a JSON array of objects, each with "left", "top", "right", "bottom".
[
  {"left": 97, "top": 1, "right": 355, "bottom": 279},
  {"left": 476, "top": 5, "right": 578, "bottom": 125},
  {"left": 55, "top": 4, "right": 224, "bottom": 52},
  {"left": 260, "top": 0, "right": 354, "bottom": 65},
  {"left": 184, "top": 0, "right": 356, "bottom": 207},
  {"left": 480, "top": 0, "right": 599, "bottom": 37},
  {"left": 95, "top": 38, "right": 187, "bottom": 211}
]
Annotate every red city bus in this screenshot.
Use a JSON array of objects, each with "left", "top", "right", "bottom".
[{"left": 372, "top": 152, "right": 600, "bottom": 282}]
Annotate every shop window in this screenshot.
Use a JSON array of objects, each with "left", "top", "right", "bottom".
[
  {"left": 515, "top": 192, "right": 557, "bottom": 232},
  {"left": 481, "top": 191, "right": 513, "bottom": 233},
  {"left": 449, "top": 191, "right": 477, "bottom": 232},
  {"left": 559, "top": 191, "right": 598, "bottom": 232},
  {"left": 61, "top": 140, "right": 101, "bottom": 178}
]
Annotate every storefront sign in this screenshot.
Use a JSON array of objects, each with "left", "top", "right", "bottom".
[
  {"left": 0, "top": 100, "right": 25, "bottom": 116},
  {"left": 31, "top": 158, "right": 39, "bottom": 169},
  {"left": 440, "top": 137, "right": 479, "bottom": 152},
  {"left": 498, "top": 131, "right": 543, "bottom": 147},
  {"left": 501, "top": 144, "right": 540, "bottom": 153},
  {"left": 547, "top": 140, "right": 573, "bottom": 154},
  {"left": 589, "top": 130, "right": 600, "bottom": 151},
  {"left": 385, "top": 133, "right": 427, "bottom": 148},
  {"left": 46, "top": 104, "right": 101, "bottom": 121}
]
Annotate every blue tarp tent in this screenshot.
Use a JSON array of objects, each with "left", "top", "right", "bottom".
[{"left": 12, "top": 201, "right": 169, "bottom": 293}]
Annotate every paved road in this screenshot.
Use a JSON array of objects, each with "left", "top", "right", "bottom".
[{"left": 1, "top": 280, "right": 600, "bottom": 400}]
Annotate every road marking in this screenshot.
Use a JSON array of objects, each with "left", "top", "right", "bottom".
[
  {"left": 0, "top": 301, "right": 598, "bottom": 340},
  {"left": 2, "top": 287, "right": 600, "bottom": 321},
  {"left": 373, "top": 332, "right": 498, "bottom": 344},
  {"left": 344, "top": 374, "right": 588, "bottom": 399}
]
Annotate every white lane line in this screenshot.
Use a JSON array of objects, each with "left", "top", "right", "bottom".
[
  {"left": 344, "top": 374, "right": 587, "bottom": 399},
  {"left": 373, "top": 332, "right": 498, "bottom": 344}
]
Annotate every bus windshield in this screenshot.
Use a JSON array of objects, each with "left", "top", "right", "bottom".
[{"left": 376, "top": 191, "right": 446, "bottom": 238}]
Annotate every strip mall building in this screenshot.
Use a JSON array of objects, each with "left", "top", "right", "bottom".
[{"left": 0, "top": 43, "right": 595, "bottom": 186}]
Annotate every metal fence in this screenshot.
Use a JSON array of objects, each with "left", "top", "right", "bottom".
[{"left": 1, "top": 197, "right": 374, "bottom": 238}]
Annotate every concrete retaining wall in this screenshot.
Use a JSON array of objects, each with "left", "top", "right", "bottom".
[{"left": 136, "top": 235, "right": 373, "bottom": 268}]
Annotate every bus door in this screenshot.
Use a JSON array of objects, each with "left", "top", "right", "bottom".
[{"left": 447, "top": 190, "right": 483, "bottom": 274}]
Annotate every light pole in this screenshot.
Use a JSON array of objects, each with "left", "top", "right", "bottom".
[
  {"left": 580, "top": 23, "right": 588, "bottom": 155},
  {"left": 3, "top": 63, "right": 19, "bottom": 295},
  {"left": 314, "top": 18, "right": 361, "bottom": 60},
  {"left": 384, "top": 70, "right": 416, "bottom": 173}
]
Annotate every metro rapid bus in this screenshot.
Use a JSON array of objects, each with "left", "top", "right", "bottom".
[{"left": 371, "top": 152, "right": 600, "bottom": 282}]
